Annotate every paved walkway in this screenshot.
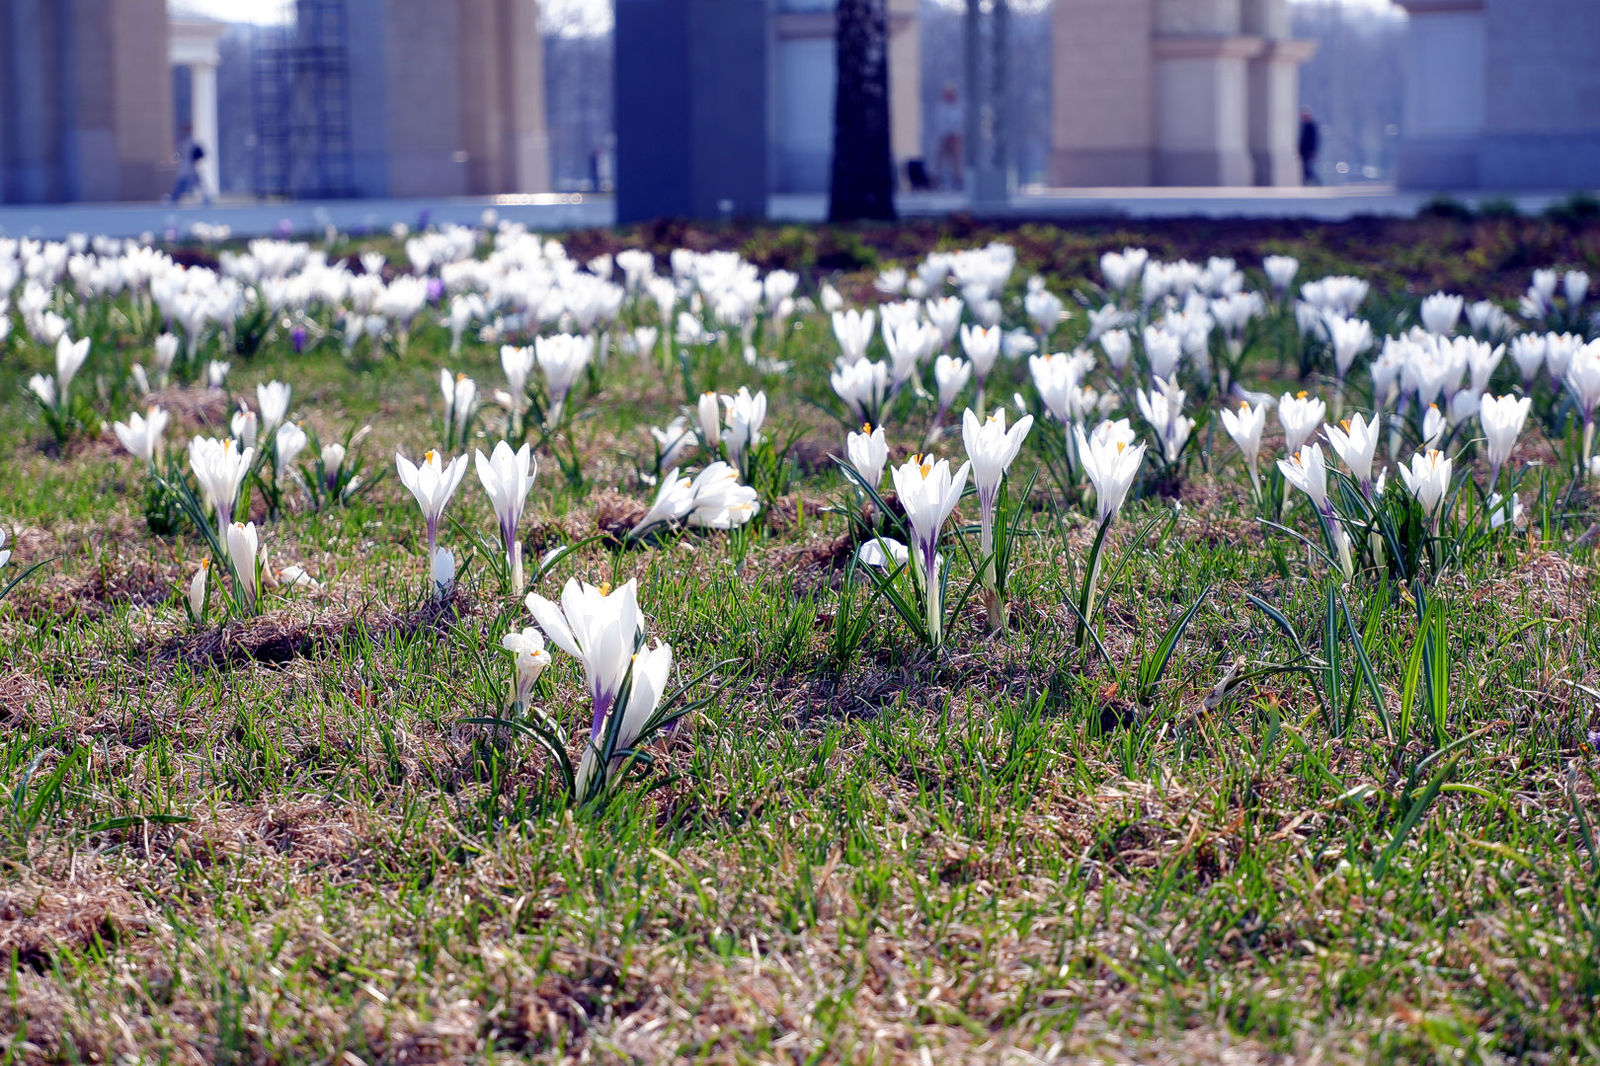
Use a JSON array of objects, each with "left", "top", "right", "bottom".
[
  {"left": 0, "top": 186, "right": 1588, "bottom": 241},
  {"left": 0, "top": 194, "right": 610, "bottom": 241},
  {"left": 774, "top": 186, "right": 1586, "bottom": 221}
]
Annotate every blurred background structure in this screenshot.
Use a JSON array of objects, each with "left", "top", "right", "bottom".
[
  {"left": 0, "top": 0, "right": 1596, "bottom": 213},
  {"left": 1394, "top": 0, "right": 1600, "bottom": 190},
  {"left": 1049, "top": 0, "right": 1315, "bottom": 187}
]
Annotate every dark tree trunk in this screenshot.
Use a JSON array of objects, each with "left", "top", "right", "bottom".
[{"left": 828, "top": 0, "right": 896, "bottom": 222}]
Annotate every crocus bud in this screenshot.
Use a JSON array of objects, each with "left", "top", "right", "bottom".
[
  {"left": 225, "top": 522, "right": 260, "bottom": 610},
  {"left": 186, "top": 559, "right": 209, "bottom": 624},
  {"left": 432, "top": 547, "right": 456, "bottom": 601}
]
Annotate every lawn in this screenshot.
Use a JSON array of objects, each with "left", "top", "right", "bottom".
[{"left": 1, "top": 216, "right": 1599, "bottom": 1064}]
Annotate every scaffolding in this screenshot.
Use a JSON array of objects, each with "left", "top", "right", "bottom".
[{"left": 252, "top": 0, "right": 354, "bottom": 199}]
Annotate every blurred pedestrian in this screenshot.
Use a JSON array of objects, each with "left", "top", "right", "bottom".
[
  {"left": 166, "top": 123, "right": 212, "bottom": 205},
  {"left": 933, "top": 83, "right": 964, "bottom": 191},
  {"left": 1298, "top": 109, "right": 1320, "bottom": 186}
]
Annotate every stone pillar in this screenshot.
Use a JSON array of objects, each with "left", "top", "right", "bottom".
[
  {"left": 1247, "top": 39, "right": 1315, "bottom": 186},
  {"left": 170, "top": 17, "right": 226, "bottom": 199},
  {"left": 1394, "top": 0, "right": 1486, "bottom": 188},
  {"left": 459, "top": 0, "right": 506, "bottom": 194},
  {"left": 1241, "top": 0, "right": 1313, "bottom": 187},
  {"left": 1049, "top": 0, "right": 1155, "bottom": 186},
  {"left": 615, "top": 0, "right": 768, "bottom": 221},
  {"left": 1151, "top": 34, "right": 1260, "bottom": 186},
  {"left": 189, "top": 62, "right": 220, "bottom": 196},
  {"left": 383, "top": 2, "right": 468, "bottom": 197},
  {"left": 104, "top": 0, "right": 175, "bottom": 200},
  {"left": 887, "top": 0, "right": 922, "bottom": 188},
  {"left": 497, "top": 0, "right": 552, "bottom": 192}
]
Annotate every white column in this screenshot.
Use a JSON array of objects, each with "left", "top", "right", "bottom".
[{"left": 189, "top": 61, "right": 220, "bottom": 197}]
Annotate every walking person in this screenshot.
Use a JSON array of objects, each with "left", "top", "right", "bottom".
[
  {"left": 167, "top": 123, "right": 212, "bottom": 205},
  {"left": 932, "top": 83, "right": 964, "bottom": 191},
  {"left": 1298, "top": 109, "right": 1320, "bottom": 186}
]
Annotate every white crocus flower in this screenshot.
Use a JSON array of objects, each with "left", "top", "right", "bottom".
[
  {"left": 475, "top": 441, "right": 537, "bottom": 589},
  {"left": 1278, "top": 391, "right": 1327, "bottom": 455},
  {"left": 1565, "top": 270, "right": 1589, "bottom": 310},
  {"left": 256, "top": 381, "right": 291, "bottom": 436},
  {"left": 1277, "top": 444, "right": 1351, "bottom": 575},
  {"left": 687, "top": 462, "right": 760, "bottom": 529},
  {"left": 891, "top": 453, "right": 971, "bottom": 649},
  {"left": 630, "top": 468, "right": 696, "bottom": 538},
  {"left": 112, "top": 407, "right": 170, "bottom": 466},
  {"left": 632, "top": 326, "right": 659, "bottom": 362},
  {"left": 535, "top": 333, "right": 594, "bottom": 427},
  {"left": 395, "top": 448, "right": 468, "bottom": 560},
  {"left": 856, "top": 536, "right": 911, "bottom": 571},
  {"left": 225, "top": 521, "right": 261, "bottom": 611},
  {"left": 1077, "top": 423, "right": 1146, "bottom": 527},
  {"left": 274, "top": 422, "right": 308, "bottom": 480},
  {"left": 207, "top": 360, "right": 231, "bottom": 389},
  {"left": 525, "top": 577, "right": 645, "bottom": 742},
  {"left": 1100, "top": 329, "right": 1132, "bottom": 373},
  {"left": 502, "top": 626, "right": 553, "bottom": 708},
  {"left": 55, "top": 335, "right": 90, "bottom": 399},
  {"left": 720, "top": 386, "right": 767, "bottom": 470},
  {"left": 1420, "top": 292, "right": 1464, "bottom": 335},
  {"left": 1025, "top": 288, "right": 1065, "bottom": 338},
  {"left": 1263, "top": 255, "right": 1299, "bottom": 295},
  {"left": 1478, "top": 393, "right": 1530, "bottom": 487},
  {"left": 437, "top": 371, "right": 477, "bottom": 443},
  {"left": 1324, "top": 314, "right": 1373, "bottom": 381},
  {"left": 1275, "top": 438, "right": 1325, "bottom": 514},
  {"left": 831, "top": 358, "right": 890, "bottom": 426},
  {"left": 575, "top": 641, "right": 674, "bottom": 799},
  {"left": 933, "top": 355, "right": 971, "bottom": 421},
  {"left": 1143, "top": 326, "right": 1182, "bottom": 382},
  {"left": 846, "top": 423, "right": 889, "bottom": 489},
  {"left": 1324, "top": 412, "right": 1381, "bottom": 496},
  {"left": 695, "top": 391, "right": 722, "bottom": 454},
  {"left": 186, "top": 558, "right": 209, "bottom": 624},
  {"left": 189, "top": 436, "right": 255, "bottom": 540},
  {"left": 27, "top": 374, "right": 56, "bottom": 409},
  {"left": 1220, "top": 400, "right": 1267, "bottom": 500},
  {"left": 230, "top": 408, "right": 259, "bottom": 450},
  {"left": 501, "top": 345, "right": 534, "bottom": 415},
  {"left": 432, "top": 546, "right": 457, "bottom": 600},
  {"left": 832, "top": 308, "right": 876, "bottom": 364},
  {"left": 1399, "top": 449, "right": 1453, "bottom": 526},
  {"left": 1566, "top": 342, "right": 1600, "bottom": 469},
  {"left": 1136, "top": 380, "right": 1194, "bottom": 464},
  {"left": 321, "top": 442, "right": 348, "bottom": 486},
  {"left": 1488, "top": 492, "right": 1523, "bottom": 531},
  {"left": 959, "top": 324, "right": 1002, "bottom": 386},
  {"left": 925, "top": 296, "right": 964, "bottom": 350},
  {"left": 1508, "top": 334, "right": 1545, "bottom": 389},
  {"left": 651, "top": 416, "right": 697, "bottom": 472},
  {"left": 154, "top": 333, "right": 180, "bottom": 384},
  {"left": 1422, "top": 403, "right": 1447, "bottom": 450},
  {"left": 962, "top": 408, "right": 1033, "bottom": 611}
]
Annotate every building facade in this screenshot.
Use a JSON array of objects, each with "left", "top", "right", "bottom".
[
  {"left": 0, "top": 0, "right": 176, "bottom": 204},
  {"left": 1396, "top": 0, "right": 1600, "bottom": 190},
  {"left": 1049, "top": 0, "right": 1314, "bottom": 187}
]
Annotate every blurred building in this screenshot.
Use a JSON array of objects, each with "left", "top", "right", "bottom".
[
  {"left": 1395, "top": 0, "right": 1600, "bottom": 189},
  {"left": 254, "top": 0, "right": 551, "bottom": 199},
  {"left": 0, "top": 0, "right": 176, "bottom": 203},
  {"left": 1050, "top": 0, "right": 1315, "bottom": 186},
  {"left": 0, "top": 0, "right": 551, "bottom": 204}
]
